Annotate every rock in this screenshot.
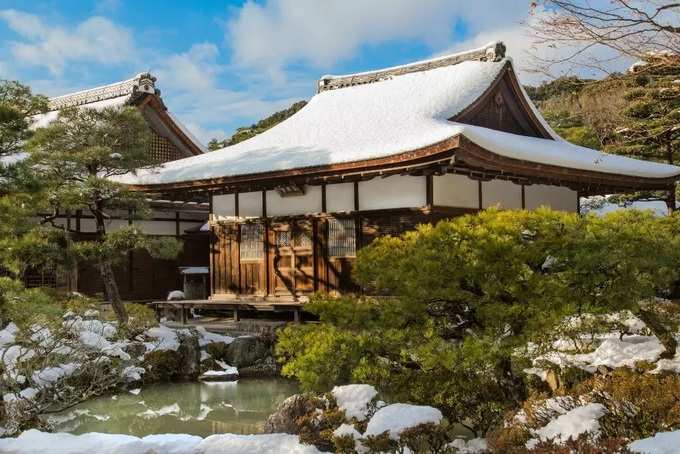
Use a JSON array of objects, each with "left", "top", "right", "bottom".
[
  {"left": 177, "top": 330, "right": 201, "bottom": 380},
  {"left": 124, "top": 341, "right": 146, "bottom": 359},
  {"left": 225, "top": 336, "right": 272, "bottom": 368},
  {"left": 238, "top": 356, "right": 280, "bottom": 378},
  {"left": 263, "top": 394, "right": 317, "bottom": 434}
]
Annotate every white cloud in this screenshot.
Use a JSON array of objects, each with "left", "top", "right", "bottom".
[
  {"left": 226, "top": 0, "right": 532, "bottom": 80},
  {"left": 443, "top": 8, "right": 632, "bottom": 85},
  {"left": 0, "top": 9, "right": 135, "bottom": 75},
  {"left": 153, "top": 43, "right": 306, "bottom": 142}
]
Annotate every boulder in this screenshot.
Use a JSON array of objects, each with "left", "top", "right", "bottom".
[
  {"left": 176, "top": 330, "right": 201, "bottom": 380},
  {"left": 225, "top": 336, "right": 272, "bottom": 368},
  {"left": 263, "top": 394, "right": 317, "bottom": 434}
]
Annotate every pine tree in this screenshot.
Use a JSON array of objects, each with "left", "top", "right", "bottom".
[
  {"left": 0, "top": 80, "right": 47, "bottom": 327},
  {"left": 26, "top": 106, "right": 179, "bottom": 323},
  {"left": 611, "top": 55, "right": 680, "bottom": 165}
]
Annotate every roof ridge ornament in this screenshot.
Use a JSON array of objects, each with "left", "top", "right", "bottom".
[
  {"left": 47, "top": 73, "right": 159, "bottom": 111},
  {"left": 317, "top": 41, "right": 506, "bottom": 93}
]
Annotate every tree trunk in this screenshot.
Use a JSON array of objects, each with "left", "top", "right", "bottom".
[
  {"left": 99, "top": 260, "right": 127, "bottom": 323},
  {"left": 638, "top": 308, "right": 677, "bottom": 359},
  {"left": 92, "top": 197, "right": 127, "bottom": 323}
]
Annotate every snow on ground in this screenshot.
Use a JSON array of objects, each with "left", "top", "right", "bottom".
[
  {"left": 196, "top": 326, "right": 234, "bottom": 347},
  {"left": 332, "top": 384, "right": 378, "bottom": 421},
  {"left": 364, "top": 403, "right": 443, "bottom": 439},
  {"left": 629, "top": 430, "right": 680, "bottom": 454},
  {"left": 526, "top": 403, "right": 606, "bottom": 449},
  {"left": 0, "top": 430, "right": 322, "bottom": 454}
]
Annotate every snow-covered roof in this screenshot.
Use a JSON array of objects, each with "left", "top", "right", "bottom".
[
  {"left": 118, "top": 42, "right": 680, "bottom": 187},
  {"left": 29, "top": 73, "right": 207, "bottom": 154}
]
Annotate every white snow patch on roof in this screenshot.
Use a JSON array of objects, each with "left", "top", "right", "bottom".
[
  {"left": 364, "top": 403, "right": 443, "bottom": 439},
  {"left": 118, "top": 54, "right": 680, "bottom": 186},
  {"left": 332, "top": 384, "right": 378, "bottom": 421},
  {"left": 30, "top": 95, "right": 130, "bottom": 130}
]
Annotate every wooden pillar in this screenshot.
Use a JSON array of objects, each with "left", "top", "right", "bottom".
[
  {"left": 521, "top": 185, "right": 526, "bottom": 210},
  {"left": 175, "top": 211, "right": 181, "bottom": 237},
  {"left": 293, "top": 309, "right": 300, "bottom": 323},
  {"left": 233, "top": 308, "right": 240, "bottom": 322},
  {"left": 478, "top": 180, "right": 483, "bottom": 210},
  {"left": 426, "top": 174, "right": 433, "bottom": 207}
]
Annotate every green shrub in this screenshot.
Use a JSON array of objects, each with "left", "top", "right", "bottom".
[
  {"left": 1, "top": 277, "right": 62, "bottom": 328},
  {"left": 121, "top": 303, "right": 156, "bottom": 337},
  {"left": 276, "top": 209, "right": 680, "bottom": 436}
]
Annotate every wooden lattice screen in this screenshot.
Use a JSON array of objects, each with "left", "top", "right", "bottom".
[
  {"left": 328, "top": 218, "right": 356, "bottom": 257},
  {"left": 150, "top": 132, "right": 184, "bottom": 163},
  {"left": 240, "top": 223, "right": 264, "bottom": 261}
]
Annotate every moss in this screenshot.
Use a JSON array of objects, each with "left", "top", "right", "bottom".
[
  {"left": 205, "top": 342, "right": 230, "bottom": 362},
  {"left": 142, "top": 350, "right": 182, "bottom": 382}
]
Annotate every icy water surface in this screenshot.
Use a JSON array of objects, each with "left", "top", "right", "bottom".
[{"left": 50, "top": 378, "right": 299, "bottom": 437}]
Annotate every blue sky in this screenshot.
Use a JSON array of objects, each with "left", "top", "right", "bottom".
[{"left": 0, "top": 1, "right": 618, "bottom": 144}]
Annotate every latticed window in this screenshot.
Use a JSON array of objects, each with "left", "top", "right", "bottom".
[
  {"left": 276, "top": 230, "right": 291, "bottom": 248},
  {"left": 240, "top": 223, "right": 264, "bottom": 261},
  {"left": 328, "top": 218, "right": 356, "bottom": 257},
  {"left": 294, "top": 230, "right": 312, "bottom": 248},
  {"left": 150, "top": 132, "right": 183, "bottom": 163}
]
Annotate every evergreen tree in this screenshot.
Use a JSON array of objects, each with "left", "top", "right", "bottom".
[
  {"left": 613, "top": 55, "right": 680, "bottom": 165},
  {"left": 0, "top": 80, "right": 47, "bottom": 327},
  {"left": 26, "top": 106, "right": 179, "bottom": 323}
]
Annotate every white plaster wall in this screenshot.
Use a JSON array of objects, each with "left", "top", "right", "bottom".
[
  {"left": 326, "top": 182, "right": 355, "bottom": 213},
  {"left": 213, "top": 194, "right": 236, "bottom": 217},
  {"left": 267, "top": 185, "right": 322, "bottom": 216},
  {"left": 525, "top": 184, "right": 578, "bottom": 212},
  {"left": 359, "top": 175, "right": 426, "bottom": 211},
  {"left": 239, "top": 191, "right": 263, "bottom": 218},
  {"left": 105, "top": 219, "right": 129, "bottom": 232},
  {"left": 133, "top": 220, "right": 177, "bottom": 236},
  {"left": 433, "top": 174, "right": 479, "bottom": 208},
  {"left": 79, "top": 218, "right": 97, "bottom": 233},
  {"left": 482, "top": 179, "right": 523, "bottom": 209}
]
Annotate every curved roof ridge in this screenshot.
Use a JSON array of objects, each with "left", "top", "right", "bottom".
[
  {"left": 48, "top": 73, "right": 158, "bottom": 111},
  {"left": 317, "top": 41, "right": 505, "bottom": 92}
]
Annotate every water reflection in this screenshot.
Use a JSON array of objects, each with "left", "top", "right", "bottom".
[{"left": 50, "top": 379, "right": 299, "bottom": 437}]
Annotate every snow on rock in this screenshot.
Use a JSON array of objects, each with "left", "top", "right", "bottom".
[
  {"left": 629, "top": 430, "right": 680, "bottom": 454},
  {"left": 449, "top": 437, "right": 488, "bottom": 453},
  {"left": 364, "top": 403, "right": 443, "bottom": 439},
  {"left": 78, "top": 331, "right": 130, "bottom": 360},
  {"left": 0, "top": 322, "right": 19, "bottom": 347},
  {"left": 122, "top": 366, "right": 145, "bottom": 382},
  {"left": 0, "top": 429, "right": 203, "bottom": 454},
  {"left": 332, "top": 384, "right": 378, "bottom": 421},
  {"left": 66, "top": 318, "right": 117, "bottom": 339},
  {"left": 198, "top": 433, "right": 321, "bottom": 454},
  {"left": 527, "top": 403, "right": 606, "bottom": 448},
  {"left": 196, "top": 326, "right": 234, "bottom": 347},
  {"left": 31, "top": 363, "right": 79, "bottom": 388},
  {"left": 542, "top": 336, "right": 665, "bottom": 373},
  {"left": 144, "top": 325, "right": 180, "bottom": 351}
]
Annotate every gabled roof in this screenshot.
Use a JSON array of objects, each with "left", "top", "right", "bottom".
[
  {"left": 118, "top": 42, "right": 680, "bottom": 191},
  {"left": 31, "top": 73, "right": 207, "bottom": 155}
]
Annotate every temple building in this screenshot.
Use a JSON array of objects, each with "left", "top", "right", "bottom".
[
  {"left": 117, "top": 42, "right": 679, "bottom": 311},
  {"left": 26, "top": 74, "right": 210, "bottom": 299}
]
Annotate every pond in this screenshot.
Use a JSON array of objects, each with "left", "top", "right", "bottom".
[{"left": 49, "top": 378, "right": 300, "bottom": 438}]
